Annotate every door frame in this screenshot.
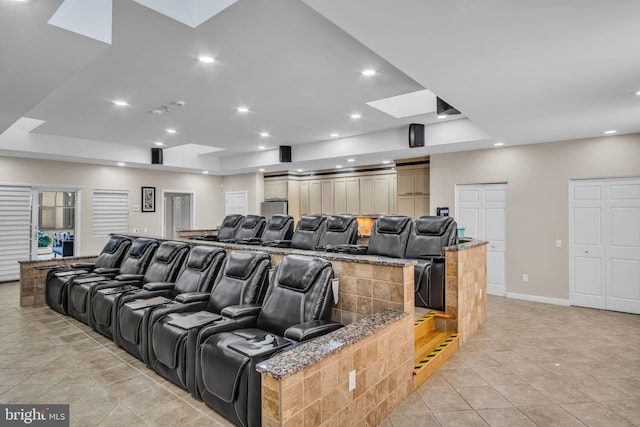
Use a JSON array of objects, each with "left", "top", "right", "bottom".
[{"left": 161, "top": 189, "right": 196, "bottom": 238}]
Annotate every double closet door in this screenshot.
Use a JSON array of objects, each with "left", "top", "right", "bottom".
[{"left": 570, "top": 178, "right": 640, "bottom": 314}]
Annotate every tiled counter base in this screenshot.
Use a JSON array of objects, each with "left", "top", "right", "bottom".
[
  {"left": 258, "top": 310, "right": 413, "bottom": 426},
  {"left": 19, "top": 256, "right": 98, "bottom": 307}
]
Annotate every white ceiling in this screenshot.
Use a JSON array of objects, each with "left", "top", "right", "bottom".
[{"left": 1, "top": 0, "right": 639, "bottom": 175}]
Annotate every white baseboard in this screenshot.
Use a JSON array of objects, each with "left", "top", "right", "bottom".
[
  {"left": 487, "top": 284, "right": 506, "bottom": 296},
  {"left": 505, "top": 292, "right": 570, "bottom": 306}
]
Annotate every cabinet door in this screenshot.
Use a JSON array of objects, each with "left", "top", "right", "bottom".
[
  {"left": 264, "top": 181, "right": 276, "bottom": 200},
  {"left": 334, "top": 179, "right": 347, "bottom": 214},
  {"left": 374, "top": 176, "right": 390, "bottom": 215},
  {"left": 414, "top": 172, "right": 429, "bottom": 195},
  {"left": 274, "top": 180, "right": 288, "bottom": 199},
  {"left": 415, "top": 195, "right": 430, "bottom": 217},
  {"left": 397, "top": 172, "right": 414, "bottom": 195},
  {"left": 360, "top": 177, "right": 375, "bottom": 215},
  {"left": 321, "top": 180, "right": 334, "bottom": 215},
  {"left": 346, "top": 178, "right": 360, "bottom": 215},
  {"left": 390, "top": 175, "right": 397, "bottom": 214},
  {"left": 299, "top": 182, "right": 309, "bottom": 215},
  {"left": 398, "top": 195, "right": 415, "bottom": 218},
  {"left": 309, "top": 180, "right": 322, "bottom": 214}
]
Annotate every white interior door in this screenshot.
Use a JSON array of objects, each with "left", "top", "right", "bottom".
[
  {"left": 456, "top": 183, "right": 507, "bottom": 296},
  {"left": 570, "top": 178, "right": 640, "bottom": 314}
]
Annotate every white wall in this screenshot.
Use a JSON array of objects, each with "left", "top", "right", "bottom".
[
  {"left": 0, "top": 155, "right": 225, "bottom": 255},
  {"left": 430, "top": 133, "right": 640, "bottom": 302}
]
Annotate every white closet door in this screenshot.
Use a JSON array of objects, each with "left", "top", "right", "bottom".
[
  {"left": 605, "top": 179, "right": 640, "bottom": 314},
  {"left": 0, "top": 185, "right": 31, "bottom": 282},
  {"left": 570, "top": 180, "right": 606, "bottom": 309}
]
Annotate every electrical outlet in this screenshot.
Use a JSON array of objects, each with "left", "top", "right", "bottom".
[
  {"left": 143, "top": 228, "right": 148, "bottom": 233},
  {"left": 133, "top": 227, "right": 139, "bottom": 233},
  {"left": 522, "top": 273, "right": 529, "bottom": 282},
  {"left": 555, "top": 240, "right": 562, "bottom": 248},
  {"left": 348, "top": 370, "right": 356, "bottom": 392}
]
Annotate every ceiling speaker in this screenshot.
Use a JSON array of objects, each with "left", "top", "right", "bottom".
[
  {"left": 279, "top": 146, "right": 291, "bottom": 163},
  {"left": 409, "top": 124, "right": 425, "bottom": 148},
  {"left": 151, "top": 148, "right": 163, "bottom": 165}
]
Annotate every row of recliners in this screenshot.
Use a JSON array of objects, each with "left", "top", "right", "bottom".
[
  {"left": 194, "top": 213, "right": 359, "bottom": 250},
  {"left": 45, "top": 236, "right": 342, "bottom": 427}
]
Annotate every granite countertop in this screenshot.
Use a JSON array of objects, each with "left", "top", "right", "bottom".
[
  {"left": 256, "top": 309, "right": 407, "bottom": 379},
  {"left": 19, "top": 255, "right": 98, "bottom": 265},
  {"left": 444, "top": 238, "right": 489, "bottom": 252}
]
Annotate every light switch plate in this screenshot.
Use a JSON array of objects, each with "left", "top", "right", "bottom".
[{"left": 348, "top": 370, "right": 356, "bottom": 391}]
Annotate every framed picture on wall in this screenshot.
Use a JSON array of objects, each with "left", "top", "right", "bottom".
[{"left": 142, "top": 187, "right": 155, "bottom": 212}]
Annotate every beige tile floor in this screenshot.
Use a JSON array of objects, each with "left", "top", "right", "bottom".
[{"left": 1, "top": 281, "right": 639, "bottom": 426}]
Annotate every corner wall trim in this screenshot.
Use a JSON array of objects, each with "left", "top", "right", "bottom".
[{"left": 506, "top": 292, "right": 570, "bottom": 306}]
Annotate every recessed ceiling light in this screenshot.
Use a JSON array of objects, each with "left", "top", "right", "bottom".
[
  {"left": 350, "top": 114, "right": 361, "bottom": 119},
  {"left": 330, "top": 133, "right": 339, "bottom": 138},
  {"left": 258, "top": 168, "right": 265, "bottom": 172},
  {"left": 166, "top": 128, "right": 177, "bottom": 134},
  {"left": 113, "top": 100, "right": 128, "bottom": 107},
  {"left": 198, "top": 56, "right": 214, "bottom": 63},
  {"left": 603, "top": 130, "right": 617, "bottom": 134},
  {"left": 117, "top": 162, "right": 125, "bottom": 167},
  {"left": 361, "top": 69, "right": 376, "bottom": 77},
  {"left": 259, "top": 132, "right": 270, "bottom": 137},
  {"left": 336, "top": 165, "right": 343, "bottom": 169},
  {"left": 154, "top": 141, "right": 164, "bottom": 146},
  {"left": 437, "top": 114, "right": 448, "bottom": 119},
  {"left": 493, "top": 142, "right": 504, "bottom": 146},
  {"left": 202, "top": 171, "right": 209, "bottom": 174},
  {"left": 382, "top": 160, "right": 391, "bottom": 164},
  {"left": 237, "top": 107, "right": 249, "bottom": 113},
  {"left": 635, "top": 90, "right": 640, "bottom": 96},
  {"left": 257, "top": 145, "right": 266, "bottom": 150},
  {"left": 347, "top": 158, "right": 355, "bottom": 162},
  {"left": 297, "top": 169, "right": 303, "bottom": 172}
]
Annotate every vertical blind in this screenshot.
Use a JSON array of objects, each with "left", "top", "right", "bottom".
[
  {"left": 93, "top": 190, "right": 129, "bottom": 236},
  {"left": 0, "top": 185, "right": 31, "bottom": 282}
]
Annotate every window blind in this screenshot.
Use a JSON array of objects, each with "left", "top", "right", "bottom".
[
  {"left": 93, "top": 190, "right": 129, "bottom": 236},
  {"left": 0, "top": 185, "right": 31, "bottom": 282}
]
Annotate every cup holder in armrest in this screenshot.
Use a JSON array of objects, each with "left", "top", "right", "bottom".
[{"left": 324, "top": 244, "right": 368, "bottom": 255}]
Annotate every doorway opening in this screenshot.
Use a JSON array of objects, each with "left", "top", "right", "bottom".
[{"left": 163, "top": 192, "right": 194, "bottom": 238}]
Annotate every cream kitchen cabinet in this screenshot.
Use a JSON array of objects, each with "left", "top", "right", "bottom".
[{"left": 264, "top": 179, "right": 288, "bottom": 200}]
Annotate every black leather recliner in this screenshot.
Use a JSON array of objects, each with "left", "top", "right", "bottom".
[
  {"left": 115, "top": 246, "right": 226, "bottom": 362},
  {"left": 366, "top": 215, "right": 412, "bottom": 258},
  {"left": 237, "top": 214, "right": 294, "bottom": 245},
  {"left": 148, "top": 251, "right": 272, "bottom": 393},
  {"left": 195, "top": 254, "right": 342, "bottom": 427},
  {"left": 46, "top": 235, "right": 131, "bottom": 315},
  {"left": 405, "top": 216, "right": 458, "bottom": 311},
  {"left": 316, "top": 214, "right": 359, "bottom": 250},
  {"left": 194, "top": 214, "right": 245, "bottom": 241},
  {"left": 262, "top": 214, "right": 327, "bottom": 249},
  {"left": 90, "top": 241, "right": 189, "bottom": 340},
  {"left": 67, "top": 238, "right": 159, "bottom": 326},
  {"left": 219, "top": 215, "right": 266, "bottom": 243}
]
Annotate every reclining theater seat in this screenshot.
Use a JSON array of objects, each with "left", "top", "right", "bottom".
[
  {"left": 148, "top": 251, "right": 271, "bottom": 393},
  {"left": 116, "top": 246, "right": 226, "bottom": 363},
  {"left": 219, "top": 215, "right": 265, "bottom": 243},
  {"left": 289, "top": 214, "right": 327, "bottom": 249},
  {"left": 46, "top": 235, "right": 131, "bottom": 315},
  {"left": 195, "top": 254, "right": 342, "bottom": 427},
  {"left": 90, "top": 241, "right": 189, "bottom": 340},
  {"left": 238, "top": 214, "right": 293, "bottom": 245},
  {"left": 316, "top": 214, "right": 359, "bottom": 250},
  {"left": 405, "top": 216, "right": 458, "bottom": 311},
  {"left": 67, "top": 238, "right": 159, "bottom": 325},
  {"left": 366, "top": 215, "right": 412, "bottom": 258}
]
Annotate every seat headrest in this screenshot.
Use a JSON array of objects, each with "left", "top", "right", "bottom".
[
  {"left": 297, "top": 215, "right": 325, "bottom": 231},
  {"left": 327, "top": 215, "right": 355, "bottom": 232},
  {"left": 268, "top": 214, "right": 292, "bottom": 230},
  {"left": 155, "top": 241, "right": 188, "bottom": 263},
  {"left": 277, "top": 255, "right": 329, "bottom": 292},
  {"left": 186, "top": 246, "right": 224, "bottom": 271},
  {"left": 221, "top": 214, "right": 244, "bottom": 228},
  {"left": 102, "top": 236, "right": 130, "bottom": 254},
  {"left": 242, "top": 215, "right": 264, "bottom": 228},
  {"left": 376, "top": 215, "right": 411, "bottom": 234},
  {"left": 224, "top": 251, "right": 270, "bottom": 280},
  {"left": 128, "top": 238, "right": 157, "bottom": 258},
  {"left": 415, "top": 216, "right": 455, "bottom": 235}
]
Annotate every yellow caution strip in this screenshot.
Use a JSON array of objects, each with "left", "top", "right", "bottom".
[
  {"left": 413, "top": 311, "right": 437, "bottom": 326},
  {"left": 414, "top": 333, "right": 459, "bottom": 370}
]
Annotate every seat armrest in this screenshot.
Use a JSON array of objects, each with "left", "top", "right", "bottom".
[
  {"left": 237, "top": 238, "right": 262, "bottom": 246},
  {"left": 174, "top": 292, "right": 211, "bottom": 304},
  {"left": 221, "top": 304, "right": 262, "bottom": 319},
  {"left": 417, "top": 254, "right": 445, "bottom": 261},
  {"left": 93, "top": 267, "right": 120, "bottom": 276},
  {"left": 284, "top": 320, "right": 343, "bottom": 342},
  {"left": 325, "top": 244, "right": 368, "bottom": 255},
  {"left": 262, "top": 240, "right": 291, "bottom": 248},
  {"left": 70, "top": 262, "right": 96, "bottom": 270},
  {"left": 143, "top": 282, "right": 175, "bottom": 291},
  {"left": 115, "top": 274, "right": 144, "bottom": 282}
]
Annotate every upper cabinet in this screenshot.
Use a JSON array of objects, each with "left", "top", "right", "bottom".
[
  {"left": 396, "top": 164, "right": 430, "bottom": 218},
  {"left": 264, "top": 179, "right": 288, "bottom": 200}
]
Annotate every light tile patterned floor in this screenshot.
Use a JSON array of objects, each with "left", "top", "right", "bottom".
[{"left": 1, "top": 281, "right": 639, "bottom": 426}]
